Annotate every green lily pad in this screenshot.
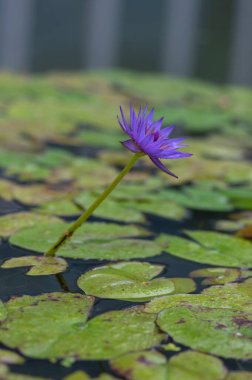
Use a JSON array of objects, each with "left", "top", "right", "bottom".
[
  {"left": 165, "top": 350, "right": 227, "bottom": 380},
  {"left": 10, "top": 222, "right": 160, "bottom": 260},
  {"left": 189, "top": 267, "right": 252, "bottom": 285},
  {"left": 64, "top": 371, "right": 119, "bottom": 380},
  {"left": 0, "top": 349, "right": 24, "bottom": 364},
  {"left": 1, "top": 256, "right": 68, "bottom": 276},
  {"left": 75, "top": 192, "right": 145, "bottom": 223},
  {"left": 0, "top": 296, "right": 164, "bottom": 360},
  {"left": 157, "top": 305, "right": 252, "bottom": 359},
  {"left": 0, "top": 293, "right": 94, "bottom": 360},
  {"left": 36, "top": 199, "right": 81, "bottom": 216},
  {"left": 0, "top": 212, "right": 63, "bottom": 238},
  {"left": 219, "top": 187, "right": 252, "bottom": 210},
  {"left": 158, "top": 230, "right": 252, "bottom": 267},
  {"left": 130, "top": 198, "right": 187, "bottom": 221},
  {"left": 111, "top": 349, "right": 227, "bottom": 380},
  {"left": 145, "top": 280, "right": 252, "bottom": 359},
  {"left": 159, "top": 187, "right": 233, "bottom": 212},
  {"left": 78, "top": 262, "right": 195, "bottom": 301},
  {"left": 145, "top": 279, "right": 252, "bottom": 314}
]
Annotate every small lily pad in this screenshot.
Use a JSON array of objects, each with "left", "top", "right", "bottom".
[
  {"left": 1, "top": 255, "right": 68, "bottom": 276},
  {"left": 78, "top": 262, "right": 195, "bottom": 301},
  {"left": 189, "top": 267, "right": 245, "bottom": 285},
  {"left": 36, "top": 199, "right": 81, "bottom": 216},
  {"left": 226, "top": 372, "right": 252, "bottom": 380},
  {"left": 158, "top": 230, "right": 252, "bottom": 267}
]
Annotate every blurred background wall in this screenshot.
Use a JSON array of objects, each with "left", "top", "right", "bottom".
[{"left": 0, "top": 0, "right": 251, "bottom": 86}]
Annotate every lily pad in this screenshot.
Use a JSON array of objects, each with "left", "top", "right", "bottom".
[
  {"left": 36, "top": 199, "right": 81, "bottom": 216},
  {"left": 145, "top": 279, "right": 252, "bottom": 314},
  {"left": 78, "top": 262, "right": 195, "bottom": 301},
  {"left": 0, "top": 212, "right": 63, "bottom": 238},
  {"left": 111, "top": 349, "right": 227, "bottom": 380},
  {"left": 159, "top": 187, "right": 233, "bottom": 212},
  {"left": 157, "top": 305, "right": 252, "bottom": 359},
  {"left": 0, "top": 293, "right": 94, "bottom": 360},
  {"left": 10, "top": 222, "right": 161, "bottom": 260},
  {"left": 189, "top": 267, "right": 252, "bottom": 285},
  {"left": 158, "top": 230, "right": 252, "bottom": 267},
  {"left": 75, "top": 192, "right": 145, "bottom": 223},
  {"left": 226, "top": 373, "right": 252, "bottom": 380},
  {"left": 1, "top": 256, "right": 68, "bottom": 276},
  {"left": 0, "top": 296, "right": 164, "bottom": 360}
]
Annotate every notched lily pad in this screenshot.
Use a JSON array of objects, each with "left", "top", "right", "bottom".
[
  {"left": 0, "top": 292, "right": 94, "bottom": 360},
  {"left": 78, "top": 261, "right": 195, "bottom": 301},
  {"left": 1, "top": 255, "right": 68, "bottom": 276},
  {"left": 0, "top": 294, "right": 163, "bottom": 361},
  {"left": 158, "top": 230, "right": 252, "bottom": 267}
]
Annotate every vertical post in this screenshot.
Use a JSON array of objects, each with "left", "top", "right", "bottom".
[
  {"left": 229, "top": 0, "right": 252, "bottom": 86},
  {"left": 0, "top": 0, "right": 34, "bottom": 71},
  {"left": 83, "top": 0, "right": 122, "bottom": 69},
  {"left": 161, "top": 0, "right": 201, "bottom": 77}
]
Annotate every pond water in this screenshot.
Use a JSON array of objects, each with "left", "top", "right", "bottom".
[{"left": 0, "top": 70, "right": 252, "bottom": 379}]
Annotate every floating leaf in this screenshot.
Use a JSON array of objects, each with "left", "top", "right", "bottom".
[
  {"left": 75, "top": 192, "right": 145, "bottom": 223},
  {"left": 189, "top": 267, "right": 244, "bottom": 285},
  {"left": 1, "top": 256, "right": 68, "bottom": 276},
  {"left": 10, "top": 222, "right": 160, "bottom": 260},
  {"left": 0, "top": 293, "right": 94, "bottom": 360},
  {"left": 0, "top": 297, "right": 163, "bottom": 360},
  {"left": 111, "top": 349, "right": 227, "bottom": 380},
  {"left": 159, "top": 187, "right": 233, "bottom": 212},
  {"left": 0, "top": 212, "right": 63, "bottom": 238},
  {"left": 145, "top": 280, "right": 252, "bottom": 314},
  {"left": 36, "top": 199, "right": 81, "bottom": 216},
  {"left": 78, "top": 262, "right": 195, "bottom": 301},
  {"left": 63, "top": 371, "right": 119, "bottom": 380},
  {"left": 158, "top": 230, "right": 252, "bottom": 267},
  {"left": 110, "top": 350, "right": 167, "bottom": 380},
  {"left": 157, "top": 305, "right": 252, "bottom": 359}
]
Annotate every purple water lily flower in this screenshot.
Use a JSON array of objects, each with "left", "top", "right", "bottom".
[{"left": 118, "top": 105, "right": 192, "bottom": 178}]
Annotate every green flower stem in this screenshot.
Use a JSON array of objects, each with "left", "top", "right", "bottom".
[{"left": 45, "top": 153, "right": 142, "bottom": 257}]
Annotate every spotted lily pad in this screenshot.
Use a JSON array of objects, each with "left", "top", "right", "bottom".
[
  {"left": 146, "top": 280, "right": 252, "bottom": 359},
  {"left": 157, "top": 305, "right": 252, "bottom": 359},
  {"left": 10, "top": 222, "right": 161, "bottom": 260},
  {"left": 0, "top": 296, "right": 164, "bottom": 360},
  {"left": 110, "top": 349, "right": 227, "bottom": 380},
  {"left": 158, "top": 230, "right": 252, "bottom": 267},
  {"left": 145, "top": 280, "right": 252, "bottom": 314},
  {"left": 78, "top": 262, "right": 195, "bottom": 301},
  {"left": 0, "top": 293, "right": 94, "bottom": 360},
  {"left": 1, "top": 256, "right": 68, "bottom": 276},
  {"left": 189, "top": 267, "right": 252, "bottom": 285}
]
